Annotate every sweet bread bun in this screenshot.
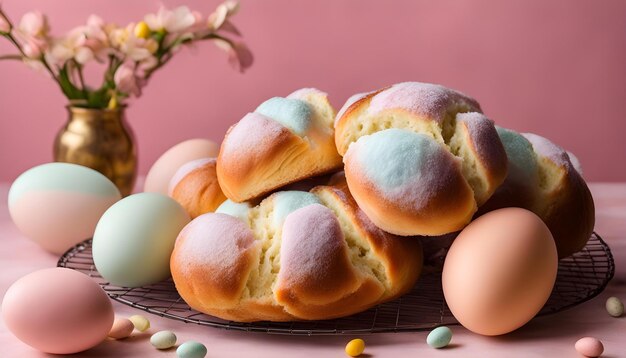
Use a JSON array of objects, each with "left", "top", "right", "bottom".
[
  {"left": 336, "top": 82, "right": 508, "bottom": 236},
  {"left": 170, "top": 184, "right": 423, "bottom": 322},
  {"left": 479, "top": 128, "right": 595, "bottom": 258},
  {"left": 217, "top": 88, "right": 342, "bottom": 202},
  {"left": 168, "top": 158, "right": 227, "bottom": 219}
]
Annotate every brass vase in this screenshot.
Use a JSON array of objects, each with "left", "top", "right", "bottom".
[{"left": 53, "top": 106, "right": 137, "bottom": 196}]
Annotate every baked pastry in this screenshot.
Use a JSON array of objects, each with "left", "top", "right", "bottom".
[
  {"left": 479, "top": 128, "right": 595, "bottom": 258},
  {"left": 168, "top": 158, "right": 227, "bottom": 219},
  {"left": 335, "top": 82, "right": 508, "bottom": 236},
  {"left": 216, "top": 88, "right": 342, "bottom": 202},
  {"left": 170, "top": 184, "right": 423, "bottom": 322}
]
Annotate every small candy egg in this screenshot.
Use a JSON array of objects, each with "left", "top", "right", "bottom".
[
  {"left": 575, "top": 337, "right": 604, "bottom": 357},
  {"left": 108, "top": 317, "right": 135, "bottom": 339},
  {"left": 151, "top": 330, "right": 177, "bottom": 350},
  {"left": 8, "top": 163, "right": 121, "bottom": 254},
  {"left": 144, "top": 139, "right": 219, "bottom": 194},
  {"left": 129, "top": 315, "right": 150, "bottom": 332},
  {"left": 427, "top": 326, "right": 452, "bottom": 349},
  {"left": 605, "top": 296, "right": 624, "bottom": 317},
  {"left": 345, "top": 338, "right": 365, "bottom": 357},
  {"left": 1, "top": 268, "right": 114, "bottom": 354},
  {"left": 177, "top": 341, "right": 207, "bottom": 358},
  {"left": 93, "top": 193, "right": 190, "bottom": 287}
]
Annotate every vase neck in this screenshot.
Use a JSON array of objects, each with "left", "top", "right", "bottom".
[{"left": 67, "top": 106, "right": 126, "bottom": 122}]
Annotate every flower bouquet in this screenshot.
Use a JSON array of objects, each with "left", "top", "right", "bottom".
[{"left": 0, "top": 1, "right": 252, "bottom": 195}]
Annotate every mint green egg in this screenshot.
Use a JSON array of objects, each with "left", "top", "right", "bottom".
[
  {"left": 92, "top": 193, "right": 190, "bottom": 287},
  {"left": 8, "top": 163, "right": 120, "bottom": 207},
  {"left": 427, "top": 326, "right": 452, "bottom": 349},
  {"left": 176, "top": 341, "right": 207, "bottom": 358}
]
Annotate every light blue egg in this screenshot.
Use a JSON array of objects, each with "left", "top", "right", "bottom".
[
  {"left": 427, "top": 326, "right": 452, "bottom": 349},
  {"left": 92, "top": 193, "right": 190, "bottom": 287},
  {"left": 176, "top": 341, "right": 207, "bottom": 358},
  {"left": 255, "top": 97, "right": 312, "bottom": 136}
]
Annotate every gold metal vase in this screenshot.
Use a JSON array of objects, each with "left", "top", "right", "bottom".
[{"left": 53, "top": 106, "right": 137, "bottom": 196}]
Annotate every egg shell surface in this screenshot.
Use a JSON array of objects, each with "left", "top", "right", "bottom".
[
  {"left": 442, "top": 207, "right": 558, "bottom": 336},
  {"left": 8, "top": 163, "right": 121, "bottom": 254},
  {"left": 1, "top": 268, "right": 114, "bottom": 354},
  {"left": 93, "top": 193, "right": 190, "bottom": 287},
  {"left": 144, "top": 139, "right": 219, "bottom": 194}
]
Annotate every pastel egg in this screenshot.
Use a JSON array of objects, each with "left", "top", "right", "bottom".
[
  {"left": 150, "top": 330, "right": 177, "bottom": 349},
  {"left": 1, "top": 268, "right": 114, "bottom": 354},
  {"left": 345, "top": 338, "right": 365, "bottom": 357},
  {"left": 144, "top": 139, "right": 219, "bottom": 194},
  {"left": 8, "top": 163, "right": 121, "bottom": 254},
  {"left": 442, "top": 208, "right": 558, "bottom": 336},
  {"left": 129, "top": 315, "right": 150, "bottom": 332},
  {"left": 108, "top": 317, "right": 134, "bottom": 339},
  {"left": 427, "top": 326, "right": 452, "bottom": 349},
  {"left": 177, "top": 341, "right": 207, "bottom": 358},
  {"left": 605, "top": 296, "right": 624, "bottom": 317},
  {"left": 575, "top": 337, "right": 604, "bottom": 357},
  {"left": 93, "top": 193, "right": 190, "bottom": 287}
]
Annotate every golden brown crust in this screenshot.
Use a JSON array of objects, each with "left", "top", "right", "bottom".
[
  {"left": 538, "top": 163, "right": 595, "bottom": 258},
  {"left": 169, "top": 159, "right": 227, "bottom": 218},
  {"left": 216, "top": 89, "right": 342, "bottom": 203}
]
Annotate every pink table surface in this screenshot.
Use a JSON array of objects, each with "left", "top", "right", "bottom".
[{"left": 1, "top": 183, "right": 624, "bottom": 358}]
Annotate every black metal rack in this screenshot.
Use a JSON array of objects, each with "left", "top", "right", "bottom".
[{"left": 57, "top": 232, "right": 614, "bottom": 335}]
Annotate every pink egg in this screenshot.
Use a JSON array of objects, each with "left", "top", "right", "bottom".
[
  {"left": 1, "top": 268, "right": 114, "bottom": 354},
  {"left": 575, "top": 337, "right": 604, "bottom": 357}
]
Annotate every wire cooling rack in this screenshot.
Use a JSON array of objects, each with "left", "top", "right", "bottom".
[{"left": 57, "top": 232, "right": 614, "bottom": 336}]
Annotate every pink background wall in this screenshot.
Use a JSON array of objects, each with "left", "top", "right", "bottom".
[{"left": 1, "top": 0, "right": 625, "bottom": 182}]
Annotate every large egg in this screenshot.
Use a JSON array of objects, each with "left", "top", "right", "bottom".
[
  {"left": 93, "top": 193, "right": 190, "bottom": 287},
  {"left": 2, "top": 268, "right": 114, "bottom": 354},
  {"left": 442, "top": 208, "right": 558, "bottom": 336},
  {"left": 8, "top": 163, "right": 121, "bottom": 254},
  {"left": 144, "top": 139, "right": 219, "bottom": 194}
]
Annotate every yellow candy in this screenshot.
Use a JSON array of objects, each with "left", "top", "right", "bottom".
[
  {"left": 345, "top": 338, "right": 365, "bottom": 357},
  {"left": 129, "top": 315, "right": 150, "bottom": 332},
  {"left": 134, "top": 21, "right": 151, "bottom": 39}
]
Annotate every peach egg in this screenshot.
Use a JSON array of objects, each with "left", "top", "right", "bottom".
[
  {"left": 442, "top": 208, "right": 558, "bottom": 336},
  {"left": 144, "top": 139, "right": 219, "bottom": 194}
]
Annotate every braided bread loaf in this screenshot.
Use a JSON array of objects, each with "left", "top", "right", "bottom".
[
  {"left": 335, "top": 82, "right": 508, "bottom": 236},
  {"left": 479, "top": 128, "right": 595, "bottom": 258},
  {"left": 170, "top": 184, "right": 423, "bottom": 322},
  {"left": 217, "top": 88, "right": 342, "bottom": 202}
]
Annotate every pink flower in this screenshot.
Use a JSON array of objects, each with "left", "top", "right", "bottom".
[
  {"left": 214, "top": 38, "right": 252, "bottom": 72},
  {"left": 144, "top": 6, "right": 196, "bottom": 33},
  {"left": 18, "top": 11, "right": 49, "bottom": 37},
  {"left": 208, "top": 0, "right": 239, "bottom": 31},
  {"left": 114, "top": 63, "right": 144, "bottom": 97}
]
